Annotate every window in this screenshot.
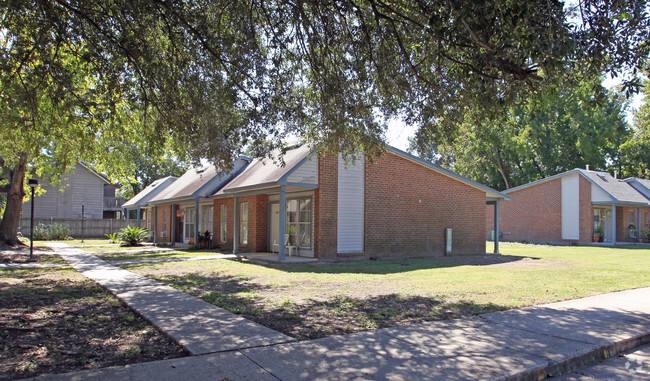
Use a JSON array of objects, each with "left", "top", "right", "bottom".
[
  {"left": 220, "top": 205, "right": 227, "bottom": 243},
  {"left": 630, "top": 210, "right": 635, "bottom": 225},
  {"left": 646, "top": 211, "right": 649, "bottom": 228},
  {"left": 240, "top": 202, "right": 248, "bottom": 245},
  {"left": 184, "top": 207, "right": 195, "bottom": 242},
  {"left": 146, "top": 210, "right": 151, "bottom": 229},
  {"left": 201, "top": 206, "right": 213, "bottom": 235},
  {"left": 286, "top": 198, "right": 312, "bottom": 248},
  {"left": 162, "top": 210, "right": 168, "bottom": 233}
]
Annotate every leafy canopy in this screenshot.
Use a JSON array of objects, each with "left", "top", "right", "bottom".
[{"left": 1, "top": 0, "right": 648, "bottom": 166}]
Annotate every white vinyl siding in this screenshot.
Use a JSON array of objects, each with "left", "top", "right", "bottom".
[
  {"left": 22, "top": 163, "right": 105, "bottom": 219},
  {"left": 337, "top": 154, "right": 364, "bottom": 253},
  {"left": 591, "top": 184, "right": 613, "bottom": 203},
  {"left": 561, "top": 174, "right": 580, "bottom": 240},
  {"left": 287, "top": 158, "right": 318, "bottom": 184}
]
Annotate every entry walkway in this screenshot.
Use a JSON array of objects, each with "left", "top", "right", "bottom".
[
  {"left": 27, "top": 272, "right": 649, "bottom": 380},
  {"left": 44, "top": 243, "right": 293, "bottom": 355}
]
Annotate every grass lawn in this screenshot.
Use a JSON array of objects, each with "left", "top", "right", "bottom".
[
  {"left": 122, "top": 243, "right": 650, "bottom": 340},
  {"left": 92, "top": 249, "right": 229, "bottom": 262},
  {"left": 0, "top": 267, "right": 185, "bottom": 379}
]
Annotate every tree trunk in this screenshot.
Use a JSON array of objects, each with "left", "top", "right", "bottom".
[{"left": 0, "top": 153, "right": 28, "bottom": 246}]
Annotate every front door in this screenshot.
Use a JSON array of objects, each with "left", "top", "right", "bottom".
[{"left": 175, "top": 216, "right": 183, "bottom": 243}]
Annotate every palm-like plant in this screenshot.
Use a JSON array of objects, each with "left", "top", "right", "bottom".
[{"left": 118, "top": 226, "right": 148, "bottom": 246}]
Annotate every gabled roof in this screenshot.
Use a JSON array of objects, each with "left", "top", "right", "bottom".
[
  {"left": 388, "top": 147, "right": 509, "bottom": 201},
  {"left": 218, "top": 144, "right": 508, "bottom": 201},
  {"left": 504, "top": 169, "right": 650, "bottom": 206},
  {"left": 220, "top": 145, "right": 314, "bottom": 193},
  {"left": 77, "top": 162, "right": 112, "bottom": 185},
  {"left": 624, "top": 177, "right": 650, "bottom": 201},
  {"left": 150, "top": 157, "right": 250, "bottom": 203},
  {"left": 122, "top": 176, "right": 177, "bottom": 208}
]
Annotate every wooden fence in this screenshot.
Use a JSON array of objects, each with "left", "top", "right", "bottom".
[{"left": 19, "top": 218, "right": 128, "bottom": 238}]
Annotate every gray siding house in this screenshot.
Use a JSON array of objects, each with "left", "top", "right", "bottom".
[{"left": 21, "top": 163, "right": 123, "bottom": 220}]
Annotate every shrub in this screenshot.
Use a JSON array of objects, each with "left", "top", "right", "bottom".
[
  {"left": 118, "top": 226, "right": 148, "bottom": 246},
  {"left": 105, "top": 233, "right": 118, "bottom": 243},
  {"left": 32, "top": 223, "right": 71, "bottom": 240}
]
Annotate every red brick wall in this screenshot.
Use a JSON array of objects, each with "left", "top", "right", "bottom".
[
  {"left": 153, "top": 205, "right": 173, "bottom": 243},
  {"left": 578, "top": 176, "right": 593, "bottom": 242},
  {"left": 497, "top": 178, "right": 563, "bottom": 243},
  {"left": 493, "top": 175, "right": 592, "bottom": 244},
  {"left": 364, "top": 152, "right": 486, "bottom": 256},
  {"left": 214, "top": 198, "right": 234, "bottom": 250},
  {"left": 617, "top": 206, "right": 650, "bottom": 243},
  {"left": 314, "top": 152, "right": 338, "bottom": 259},
  {"left": 213, "top": 195, "right": 268, "bottom": 252}
]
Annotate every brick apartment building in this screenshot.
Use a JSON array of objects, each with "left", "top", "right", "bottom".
[
  {"left": 126, "top": 144, "right": 508, "bottom": 260},
  {"left": 486, "top": 169, "right": 650, "bottom": 244}
]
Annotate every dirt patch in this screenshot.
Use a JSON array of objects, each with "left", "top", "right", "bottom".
[
  {"left": 0, "top": 268, "right": 185, "bottom": 379},
  {"left": 1, "top": 251, "right": 65, "bottom": 265},
  {"left": 147, "top": 271, "right": 503, "bottom": 341},
  {"left": 439, "top": 255, "right": 563, "bottom": 269}
]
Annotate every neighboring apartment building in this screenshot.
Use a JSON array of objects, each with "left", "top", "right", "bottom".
[
  {"left": 487, "top": 169, "right": 650, "bottom": 244},
  {"left": 21, "top": 162, "right": 125, "bottom": 220},
  {"left": 127, "top": 145, "right": 508, "bottom": 259}
]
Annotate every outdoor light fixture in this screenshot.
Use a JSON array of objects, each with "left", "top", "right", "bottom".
[{"left": 28, "top": 179, "right": 38, "bottom": 262}]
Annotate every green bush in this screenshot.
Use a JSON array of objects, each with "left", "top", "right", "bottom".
[
  {"left": 118, "top": 226, "right": 148, "bottom": 246},
  {"left": 105, "top": 232, "right": 118, "bottom": 243},
  {"left": 32, "top": 223, "right": 71, "bottom": 240}
]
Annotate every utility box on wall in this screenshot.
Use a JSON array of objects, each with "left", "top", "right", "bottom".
[{"left": 445, "top": 228, "right": 452, "bottom": 255}]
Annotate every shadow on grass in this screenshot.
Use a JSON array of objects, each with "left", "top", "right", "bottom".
[
  {"left": 251, "top": 255, "right": 543, "bottom": 275},
  {"left": 0, "top": 269, "right": 184, "bottom": 379},
  {"left": 147, "top": 271, "right": 506, "bottom": 341}
]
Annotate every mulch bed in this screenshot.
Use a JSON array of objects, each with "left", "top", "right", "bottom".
[{"left": 0, "top": 268, "right": 185, "bottom": 380}]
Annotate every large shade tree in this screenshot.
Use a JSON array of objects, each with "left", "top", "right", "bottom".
[
  {"left": 409, "top": 74, "right": 631, "bottom": 190},
  {"left": 1, "top": 0, "right": 649, "bottom": 244}
]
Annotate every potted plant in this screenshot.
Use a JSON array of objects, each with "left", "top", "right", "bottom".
[
  {"left": 641, "top": 230, "right": 650, "bottom": 243},
  {"left": 594, "top": 225, "right": 605, "bottom": 242}
]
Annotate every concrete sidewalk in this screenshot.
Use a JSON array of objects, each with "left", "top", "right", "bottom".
[
  {"left": 44, "top": 243, "right": 293, "bottom": 355},
  {"left": 27, "top": 276, "right": 649, "bottom": 381}
]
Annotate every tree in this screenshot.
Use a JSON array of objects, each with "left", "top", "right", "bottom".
[
  {"left": 111, "top": 143, "right": 191, "bottom": 200},
  {"left": 410, "top": 74, "right": 631, "bottom": 190},
  {"left": 1, "top": 0, "right": 648, "bottom": 244},
  {"left": 621, "top": 76, "right": 650, "bottom": 179}
]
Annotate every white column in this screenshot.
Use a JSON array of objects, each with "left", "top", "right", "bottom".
[
  {"left": 279, "top": 185, "right": 287, "bottom": 261},
  {"left": 494, "top": 200, "right": 500, "bottom": 253},
  {"left": 170, "top": 205, "right": 176, "bottom": 247},
  {"left": 233, "top": 196, "right": 239, "bottom": 254},
  {"left": 153, "top": 206, "right": 158, "bottom": 244},
  {"left": 611, "top": 204, "right": 617, "bottom": 244},
  {"left": 195, "top": 198, "right": 200, "bottom": 245}
]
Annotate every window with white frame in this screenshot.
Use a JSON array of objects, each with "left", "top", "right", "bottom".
[
  {"left": 184, "top": 207, "right": 195, "bottom": 241},
  {"left": 220, "top": 205, "right": 227, "bottom": 243},
  {"left": 630, "top": 210, "right": 635, "bottom": 226},
  {"left": 201, "top": 206, "right": 213, "bottom": 235},
  {"left": 162, "top": 210, "right": 168, "bottom": 236},
  {"left": 286, "top": 198, "right": 312, "bottom": 248},
  {"left": 240, "top": 202, "right": 248, "bottom": 245}
]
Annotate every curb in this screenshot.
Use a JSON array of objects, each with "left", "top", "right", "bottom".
[{"left": 506, "top": 332, "right": 650, "bottom": 380}]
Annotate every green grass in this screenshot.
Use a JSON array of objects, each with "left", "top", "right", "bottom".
[
  {"left": 93, "top": 249, "right": 229, "bottom": 262},
  {"left": 121, "top": 243, "right": 650, "bottom": 339}
]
